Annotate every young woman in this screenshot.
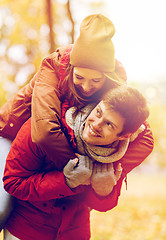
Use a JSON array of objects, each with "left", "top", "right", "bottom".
[{"left": 0, "top": 13, "right": 153, "bottom": 232}]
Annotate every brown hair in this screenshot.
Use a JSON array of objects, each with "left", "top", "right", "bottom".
[
  {"left": 102, "top": 85, "right": 149, "bottom": 135},
  {"left": 59, "top": 63, "right": 121, "bottom": 108}
]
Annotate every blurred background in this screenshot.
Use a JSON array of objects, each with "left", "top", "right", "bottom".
[{"left": 0, "top": 0, "right": 166, "bottom": 239}]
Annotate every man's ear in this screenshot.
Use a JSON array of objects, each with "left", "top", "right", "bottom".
[{"left": 118, "top": 133, "right": 132, "bottom": 140}]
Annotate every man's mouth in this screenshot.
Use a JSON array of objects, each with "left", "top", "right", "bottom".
[{"left": 89, "top": 124, "right": 101, "bottom": 137}]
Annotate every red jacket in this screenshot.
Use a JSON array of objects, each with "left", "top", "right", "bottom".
[{"left": 3, "top": 118, "right": 153, "bottom": 240}]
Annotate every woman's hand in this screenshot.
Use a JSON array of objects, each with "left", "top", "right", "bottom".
[
  {"left": 63, "top": 155, "right": 93, "bottom": 188},
  {"left": 91, "top": 162, "right": 122, "bottom": 196}
]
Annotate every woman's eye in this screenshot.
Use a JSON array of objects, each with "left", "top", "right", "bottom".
[
  {"left": 92, "top": 79, "right": 102, "bottom": 83},
  {"left": 75, "top": 75, "right": 83, "bottom": 80}
]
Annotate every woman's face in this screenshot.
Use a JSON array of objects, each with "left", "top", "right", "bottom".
[{"left": 73, "top": 67, "right": 106, "bottom": 98}]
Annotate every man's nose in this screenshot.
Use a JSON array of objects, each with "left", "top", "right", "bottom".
[{"left": 92, "top": 119, "right": 103, "bottom": 130}]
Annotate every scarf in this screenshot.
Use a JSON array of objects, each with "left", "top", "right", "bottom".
[{"left": 65, "top": 104, "right": 130, "bottom": 163}]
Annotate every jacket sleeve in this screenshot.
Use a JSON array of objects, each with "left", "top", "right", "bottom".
[
  {"left": 0, "top": 81, "right": 33, "bottom": 140},
  {"left": 31, "top": 47, "right": 75, "bottom": 169},
  {"left": 80, "top": 121, "right": 154, "bottom": 212},
  {"left": 3, "top": 119, "right": 83, "bottom": 202}
]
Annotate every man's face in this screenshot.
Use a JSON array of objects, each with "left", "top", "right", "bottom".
[
  {"left": 73, "top": 67, "right": 106, "bottom": 98},
  {"left": 82, "top": 101, "right": 125, "bottom": 146}
]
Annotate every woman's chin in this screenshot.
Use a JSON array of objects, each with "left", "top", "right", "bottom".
[{"left": 76, "top": 87, "right": 94, "bottom": 99}]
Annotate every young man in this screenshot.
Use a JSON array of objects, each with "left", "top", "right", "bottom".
[
  {"left": 63, "top": 84, "right": 149, "bottom": 196},
  {"left": 3, "top": 85, "right": 150, "bottom": 240}
]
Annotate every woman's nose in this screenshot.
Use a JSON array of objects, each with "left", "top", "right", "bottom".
[{"left": 82, "top": 81, "right": 92, "bottom": 92}]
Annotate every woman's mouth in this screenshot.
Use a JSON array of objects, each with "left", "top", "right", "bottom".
[{"left": 75, "top": 86, "right": 94, "bottom": 97}]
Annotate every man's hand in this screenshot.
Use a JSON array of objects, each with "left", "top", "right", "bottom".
[
  {"left": 91, "top": 162, "right": 122, "bottom": 196},
  {"left": 63, "top": 155, "right": 93, "bottom": 188}
]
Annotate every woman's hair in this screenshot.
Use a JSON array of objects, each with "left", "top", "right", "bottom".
[
  {"left": 59, "top": 62, "right": 121, "bottom": 107},
  {"left": 58, "top": 64, "right": 80, "bottom": 105},
  {"left": 102, "top": 85, "right": 149, "bottom": 135}
]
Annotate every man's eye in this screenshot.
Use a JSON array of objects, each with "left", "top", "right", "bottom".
[
  {"left": 107, "top": 122, "right": 114, "bottom": 129},
  {"left": 96, "top": 109, "right": 101, "bottom": 117}
]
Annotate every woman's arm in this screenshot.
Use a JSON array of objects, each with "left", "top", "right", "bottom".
[
  {"left": 0, "top": 45, "right": 74, "bottom": 169},
  {"left": 31, "top": 46, "right": 75, "bottom": 169}
]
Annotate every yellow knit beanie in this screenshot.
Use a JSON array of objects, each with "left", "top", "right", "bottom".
[{"left": 70, "top": 14, "right": 125, "bottom": 83}]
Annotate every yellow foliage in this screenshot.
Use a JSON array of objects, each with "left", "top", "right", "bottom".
[
  {"left": 0, "top": 83, "right": 7, "bottom": 107},
  {"left": 91, "top": 173, "right": 166, "bottom": 240}
]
